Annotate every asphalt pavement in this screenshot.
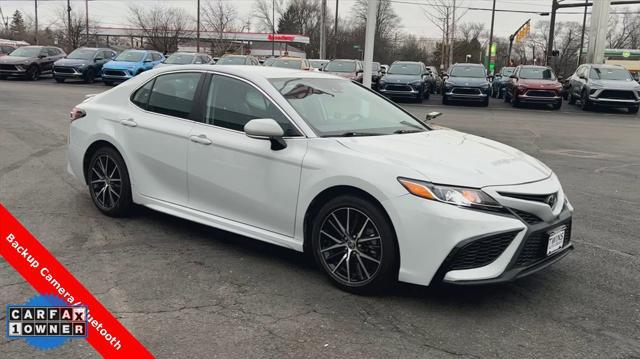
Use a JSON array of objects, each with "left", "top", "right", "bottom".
[{"left": 1, "top": 77, "right": 639, "bottom": 358}]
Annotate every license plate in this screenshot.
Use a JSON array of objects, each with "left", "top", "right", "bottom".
[{"left": 547, "top": 226, "right": 566, "bottom": 255}]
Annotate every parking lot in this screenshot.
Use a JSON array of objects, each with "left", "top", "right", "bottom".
[{"left": 1, "top": 77, "right": 639, "bottom": 358}]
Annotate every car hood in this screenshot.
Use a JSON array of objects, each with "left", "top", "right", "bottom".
[
  {"left": 590, "top": 79, "right": 640, "bottom": 90},
  {"left": 381, "top": 74, "right": 421, "bottom": 83},
  {"left": 0, "top": 56, "right": 34, "bottom": 64},
  {"left": 54, "top": 58, "right": 91, "bottom": 66},
  {"left": 104, "top": 60, "right": 138, "bottom": 69},
  {"left": 518, "top": 79, "right": 561, "bottom": 88},
  {"left": 337, "top": 130, "right": 551, "bottom": 188},
  {"left": 447, "top": 77, "right": 488, "bottom": 87}
]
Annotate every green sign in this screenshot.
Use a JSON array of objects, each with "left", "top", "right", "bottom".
[
  {"left": 490, "top": 43, "right": 497, "bottom": 57},
  {"left": 622, "top": 50, "right": 631, "bottom": 58},
  {"left": 489, "top": 63, "right": 495, "bottom": 72},
  {"left": 353, "top": 45, "right": 360, "bottom": 49}
]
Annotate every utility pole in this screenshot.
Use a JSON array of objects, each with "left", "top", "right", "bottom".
[
  {"left": 440, "top": 14, "right": 446, "bottom": 73},
  {"left": 448, "top": 0, "right": 456, "bottom": 68},
  {"left": 34, "top": 0, "right": 39, "bottom": 45},
  {"left": 67, "top": 0, "right": 72, "bottom": 48},
  {"left": 319, "top": 0, "right": 327, "bottom": 59},
  {"left": 578, "top": 0, "right": 588, "bottom": 65},
  {"left": 487, "top": 0, "right": 496, "bottom": 73},
  {"left": 362, "top": 0, "right": 377, "bottom": 88},
  {"left": 196, "top": 0, "right": 200, "bottom": 52},
  {"left": 85, "top": 0, "right": 89, "bottom": 45},
  {"left": 271, "top": 0, "right": 275, "bottom": 56},
  {"left": 587, "top": 0, "right": 610, "bottom": 64},
  {"left": 546, "top": 0, "right": 558, "bottom": 66},
  {"left": 333, "top": 0, "right": 338, "bottom": 59}
]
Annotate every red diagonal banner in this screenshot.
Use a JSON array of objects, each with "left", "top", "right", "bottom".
[{"left": 0, "top": 203, "right": 153, "bottom": 358}]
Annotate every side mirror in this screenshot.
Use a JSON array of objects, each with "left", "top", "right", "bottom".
[
  {"left": 244, "top": 118, "right": 287, "bottom": 151},
  {"left": 441, "top": 73, "right": 449, "bottom": 79},
  {"left": 356, "top": 69, "right": 364, "bottom": 74},
  {"left": 557, "top": 75, "right": 564, "bottom": 81},
  {"left": 38, "top": 54, "right": 46, "bottom": 59},
  {"left": 144, "top": 59, "right": 152, "bottom": 63},
  {"left": 425, "top": 112, "right": 442, "bottom": 122},
  {"left": 509, "top": 75, "right": 517, "bottom": 79},
  {"left": 94, "top": 57, "right": 103, "bottom": 62},
  {"left": 579, "top": 74, "right": 586, "bottom": 80},
  {"left": 488, "top": 75, "right": 494, "bottom": 81}
]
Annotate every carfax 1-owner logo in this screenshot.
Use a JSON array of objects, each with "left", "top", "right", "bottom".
[{"left": 6, "top": 294, "right": 88, "bottom": 350}]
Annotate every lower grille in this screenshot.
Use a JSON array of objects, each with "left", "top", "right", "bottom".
[
  {"left": 453, "top": 88, "right": 480, "bottom": 95},
  {"left": 599, "top": 90, "right": 636, "bottom": 100},
  {"left": 515, "top": 221, "right": 572, "bottom": 267},
  {"left": 54, "top": 67, "right": 74, "bottom": 73},
  {"left": 0, "top": 64, "right": 17, "bottom": 71},
  {"left": 511, "top": 209, "right": 543, "bottom": 225},
  {"left": 386, "top": 84, "right": 412, "bottom": 91},
  {"left": 448, "top": 231, "right": 520, "bottom": 270},
  {"left": 526, "top": 90, "right": 556, "bottom": 97},
  {"left": 104, "top": 70, "right": 126, "bottom": 76}
]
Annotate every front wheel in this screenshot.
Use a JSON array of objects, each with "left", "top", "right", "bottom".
[
  {"left": 26, "top": 65, "right": 40, "bottom": 81},
  {"left": 423, "top": 90, "right": 430, "bottom": 100},
  {"left": 581, "top": 91, "right": 592, "bottom": 111},
  {"left": 54, "top": 77, "right": 65, "bottom": 83},
  {"left": 629, "top": 106, "right": 639, "bottom": 114},
  {"left": 552, "top": 101, "right": 562, "bottom": 110},
  {"left": 311, "top": 195, "right": 398, "bottom": 294},
  {"left": 103, "top": 80, "right": 113, "bottom": 86},
  {"left": 481, "top": 98, "right": 489, "bottom": 107},
  {"left": 442, "top": 95, "right": 449, "bottom": 105},
  {"left": 84, "top": 68, "right": 95, "bottom": 84},
  {"left": 504, "top": 90, "right": 511, "bottom": 103},
  {"left": 568, "top": 92, "right": 576, "bottom": 104},
  {"left": 87, "top": 147, "right": 133, "bottom": 217}
]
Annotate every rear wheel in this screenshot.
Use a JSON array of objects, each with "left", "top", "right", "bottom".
[
  {"left": 629, "top": 106, "right": 639, "bottom": 114},
  {"left": 311, "top": 195, "right": 398, "bottom": 294},
  {"left": 87, "top": 147, "right": 133, "bottom": 217},
  {"left": 511, "top": 94, "right": 519, "bottom": 107},
  {"left": 504, "top": 90, "right": 511, "bottom": 103},
  {"left": 54, "top": 77, "right": 65, "bottom": 83},
  {"left": 103, "top": 80, "right": 113, "bottom": 86}
]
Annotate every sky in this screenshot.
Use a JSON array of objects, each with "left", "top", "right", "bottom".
[{"left": 1, "top": 0, "right": 639, "bottom": 40}]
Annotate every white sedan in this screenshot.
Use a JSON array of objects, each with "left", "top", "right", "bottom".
[{"left": 67, "top": 65, "right": 574, "bottom": 293}]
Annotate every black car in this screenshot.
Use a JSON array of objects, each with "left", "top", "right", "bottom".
[
  {"left": 370, "top": 61, "right": 383, "bottom": 87},
  {"left": 377, "top": 61, "right": 431, "bottom": 102},
  {"left": 53, "top": 47, "right": 117, "bottom": 83},
  {"left": 442, "top": 63, "right": 491, "bottom": 106},
  {"left": 0, "top": 46, "right": 66, "bottom": 80},
  {"left": 491, "top": 66, "right": 515, "bottom": 99}
]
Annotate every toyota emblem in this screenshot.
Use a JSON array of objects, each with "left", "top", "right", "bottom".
[{"left": 546, "top": 194, "right": 557, "bottom": 207}]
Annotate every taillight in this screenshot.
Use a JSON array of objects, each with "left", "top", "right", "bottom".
[{"left": 70, "top": 107, "right": 86, "bottom": 122}]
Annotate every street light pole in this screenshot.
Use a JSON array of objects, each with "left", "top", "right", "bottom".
[
  {"left": 546, "top": 0, "right": 558, "bottom": 66},
  {"left": 319, "top": 0, "right": 326, "bottom": 59},
  {"left": 362, "top": 0, "right": 377, "bottom": 88},
  {"left": 487, "top": 0, "right": 496, "bottom": 74},
  {"left": 333, "top": 0, "right": 339, "bottom": 59},
  {"left": 67, "top": 0, "right": 72, "bottom": 48},
  {"left": 196, "top": 0, "right": 200, "bottom": 53},
  {"left": 271, "top": 0, "right": 275, "bottom": 56},
  {"left": 34, "top": 0, "right": 38, "bottom": 45},
  {"left": 85, "top": 0, "right": 89, "bottom": 45},
  {"left": 578, "top": 0, "right": 588, "bottom": 65}
]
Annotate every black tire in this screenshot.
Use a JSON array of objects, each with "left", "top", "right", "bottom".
[
  {"left": 568, "top": 92, "right": 576, "bottom": 105},
  {"left": 629, "top": 106, "right": 639, "bottom": 114},
  {"left": 103, "top": 80, "right": 113, "bottom": 86},
  {"left": 415, "top": 91, "right": 423, "bottom": 103},
  {"left": 423, "top": 90, "right": 430, "bottom": 100},
  {"left": 442, "top": 95, "right": 449, "bottom": 105},
  {"left": 26, "top": 65, "right": 40, "bottom": 81},
  {"left": 552, "top": 101, "right": 562, "bottom": 110},
  {"left": 491, "top": 87, "right": 497, "bottom": 98},
  {"left": 481, "top": 98, "right": 489, "bottom": 107},
  {"left": 504, "top": 90, "right": 511, "bottom": 103},
  {"left": 581, "top": 91, "right": 592, "bottom": 111},
  {"left": 311, "top": 195, "right": 398, "bottom": 294},
  {"left": 511, "top": 94, "right": 519, "bottom": 107},
  {"left": 0, "top": 75, "right": 7, "bottom": 80},
  {"left": 84, "top": 68, "right": 95, "bottom": 84},
  {"left": 54, "top": 77, "right": 65, "bottom": 83},
  {"left": 87, "top": 147, "right": 133, "bottom": 217}
]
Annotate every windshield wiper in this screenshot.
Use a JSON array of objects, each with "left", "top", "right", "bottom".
[
  {"left": 393, "top": 129, "right": 424, "bottom": 134},
  {"left": 325, "top": 132, "right": 385, "bottom": 137}
]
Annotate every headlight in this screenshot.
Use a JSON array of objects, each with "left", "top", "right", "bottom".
[
  {"left": 398, "top": 178, "right": 501, "bottom": 209},
  {"left": 75, "top": 64, "right": 87, "bottom": 69}
]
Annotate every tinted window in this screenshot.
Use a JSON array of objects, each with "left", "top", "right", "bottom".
[
  {"left": 131, "top": 79, "right": 155, "bottom": 109},
  {"left": 47, "top": 48, "right": 59, "bottom": 56},
  {"left": 450, "top": 65, "right": 485, "bottom": 78},
  {"left": 217, "top": 56, "right": 246, "bottom": 65},
  {"left": 325, "top": 60, "right": 356, "bottom": 72},
  {"left": 206, "top": 75, "right": 299, "bottom": 136},
  {"left": 68, "top": 48, "right": 96, "bottom": 60},
  {"left": 590, "top": 67, "right": 632, "bottom": 81},
  {"left": 519, "top": 67, "right": 555, "bottom": 80},
  {"left": 152, "top": 53, "right": 162, "bottom": 61},
  {"left": 388, "top": 63, "right": 422, "bottom": 75},
  {"left": 116, "top": 51, "right": 144, "bottom": 62},
  {"left": 146, "top": 73, "right": 202, "bottom": 119}
]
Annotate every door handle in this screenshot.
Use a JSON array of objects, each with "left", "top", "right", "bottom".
[
  {"left": 190, "top": 134, "right": 212, "bottom": 145},
  {"left": 120, "top": 119, "right": 137, "bottom": 127}
]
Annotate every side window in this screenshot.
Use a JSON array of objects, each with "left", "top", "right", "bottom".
[
  {"left": 152, "top": 53, "right": 162, "bottom": 61},
  {"left": 131, "top": 79, "right": 155, "bottom": 110},
  {"left": 194, "top": 56, "right": 205, "bottom": 64},
  {"left": 205, "top": 75, "right": 299, "bottom": 136},
  {"left": 144, "top": 53, "right": 152, "bottom": 62},
  {"left": 145, "top": 73, "right": 202, "bottom": 119},
  {"left": 39, "top": 49, "right": 48, "bottom": 57}
]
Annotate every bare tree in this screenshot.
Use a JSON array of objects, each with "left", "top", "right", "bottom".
[
  {"left": 202, "top": 0, "right": 243, "bottom": 56},
  {"left": 252, "top": 0, "right": 286, "bottom": 33},
  {"left": 422, "top": 0, "right": 467, "bottom": 69},
  {"left": 351, "top": 0, "right": 399, "bottom": 62},
  {"left": 607, "top": 8, "right": 640, "bottom": 49},
  {"left": 128, "top": 4, "right": 193, "bottom": 53},
  {"left": 56, "top": 6, "right": 93, "bottom": 52}
]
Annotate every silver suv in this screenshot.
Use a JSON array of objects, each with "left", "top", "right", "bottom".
[{"left": 567, "top": 64, "right": 640, "bottom": 114}]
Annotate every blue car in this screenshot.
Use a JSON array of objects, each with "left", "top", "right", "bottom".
[{"left": 102, "top": 49, "right": 164, "bottom": 86}]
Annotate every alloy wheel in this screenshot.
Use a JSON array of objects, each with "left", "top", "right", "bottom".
[
  {"left": 89, "top": 154, "right": 122, "bottom": 210},
  {"left": 317, "top": 207, "right": 383, "bottom": 286}
]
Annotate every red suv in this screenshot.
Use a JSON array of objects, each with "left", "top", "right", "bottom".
[{"left": 505, "top": 65, "right": 563, "bottom": 110}]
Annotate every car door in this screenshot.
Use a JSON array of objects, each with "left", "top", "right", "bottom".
[
  {"left": 187, "top": 73, "right": 307, "bottom": 237},
  {"left": 119, "top": 71, "right": 205, "bottom": 206},
  {"left": 574, "top": 66, "right": 588, "bottom": 96}
]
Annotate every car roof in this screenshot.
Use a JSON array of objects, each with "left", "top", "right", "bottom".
[
  {"left": 152, "top": 64, "right": 348, "bottom": 80},
  {"left": 393, "top": 61, "right": 422, "bottom": 64},
  {"left": 330, "top": 59, "right": 358, "bottom": 62},
  {"left": 518, "top": 65, "right": 551, "bottom": 69},
  {"left": 123, "top": 49, "right": 155, "bottom": 54},
  {"left": 452, "top": 63, "right": 483, "bottom": 67},
  {"left": 590, "top": 64, "right": 625, "bottom": 69}
]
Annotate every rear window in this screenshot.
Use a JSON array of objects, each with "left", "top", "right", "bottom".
[{"left": 131, "top": 73, "right": 202, "bottom": 120}]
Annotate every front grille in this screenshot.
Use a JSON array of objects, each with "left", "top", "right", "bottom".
[
  {"left": 453, "top": 88, "right": 480, "bottom": 95},
  {"left": 515, "top": 221, "right": 572, "bottom": 267},
  {"left": 598, "top": 90, "right": 636, "bottom": 100},
  {"left": 0, "top": 64, "right": 17, "bottom": 70},
  {"left": 447, "top": 231, "right": 520, "bottom": 270},
  {"left": 499, "top": 192, "right": 556, "bottom": 204},
  {"left": 386, "top": 84, "right": 412, "bottom": 91},
  {"left": 54, "top": 67, "right": 74, "bottom": 73},
  {"left": 511, "top": 209, "right": 543, "bottom": 225},
  {"left": 526, "top": 90, "right": 555, "bottom": 97},
  {"left": 104, "top": 70, "right": 126, "bottom": 76}
]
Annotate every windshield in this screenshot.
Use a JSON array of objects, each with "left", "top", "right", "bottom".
[
  {"left": 371, "top": 62, "right": 381, "bottom": 71},
  {"left": 67, "top": 48, "right": 97, "bottom": 60},
  {"left": 309, "top": 60, "right": 326, "bottom": 68},
  {"left": 269, "top": 78, "right": 428, "bottom": 137},
  {"left": 519, "top": 67, "right": 556, "bottom": 80},
  {"left": 500, "top": 67, "right": 515, "bottom": 76},
  {"left": 271, "top": 59, "right": 302, "bottom": 69},
  {"left": 388, "top": 63, "right": 422, "bottom": 75},
  {"left": 217, "top": 56, "right": 246, "bottom": 65},
  {"left": 263, "top": 58, "right": 276, "bottom": 66},
  {"left": 9, "top": 47, "right": 41, "bottom": 58},
  {"left": 165, "top": 53, "right": 195, "bottom": 64},
  {"left": 590, "top": 67, "right": 632, "bottom": 81},
  {"left": 450, "top": 66, "right": 485, "bottom": 78},
  {"left": 115, "top": 51, "right": 145, "bottom": 62},
  {"left": 325, "top": 60, "right": 356, "bottom": 73}
]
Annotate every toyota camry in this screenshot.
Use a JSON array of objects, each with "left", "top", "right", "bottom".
[{"left": 67, "top": 65, "right": 574, "bottom": 293}]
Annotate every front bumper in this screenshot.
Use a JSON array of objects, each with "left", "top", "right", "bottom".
[
  {"left": 444, "top": 87, "right": 489, "bottom": 101},
  {"left": 379, "top": 84, "right": 422, "bottom": 98},
  {"left": 516, "top": 90, "right": 561, "bottom": 104},
  {"left": 588, "top": 90, "right": 640, "bottom": 107},
  {"left": 0, "top": 65, "right": 28, "bottom": 76},
  {"left": 54, "top": 67, "right": 86, "bottom": 79},
  {"left": 102, "top": 69, "right": 134, "bottom": 81}
]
